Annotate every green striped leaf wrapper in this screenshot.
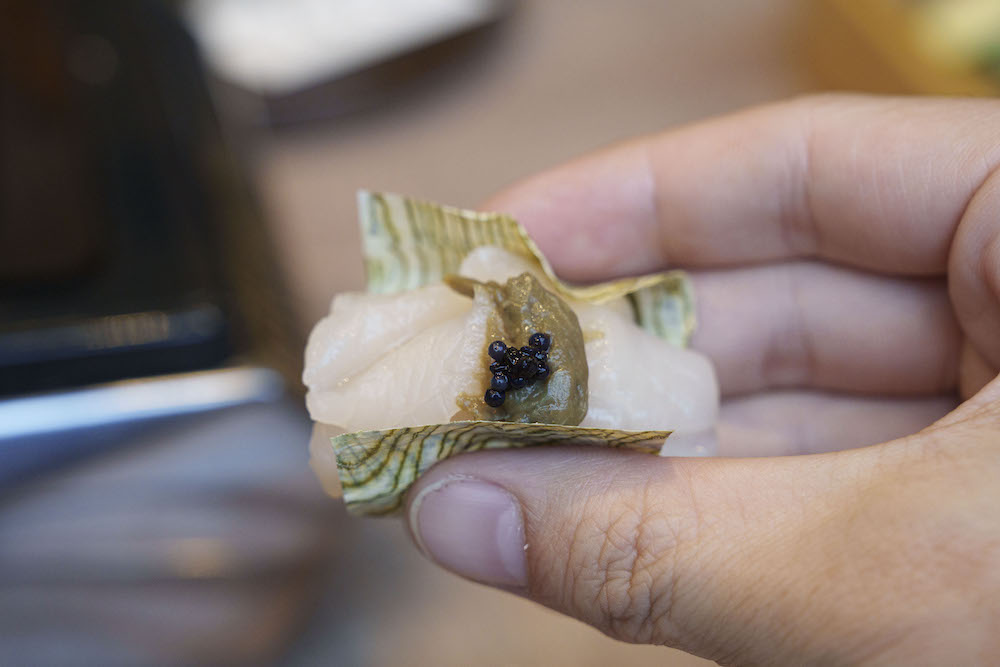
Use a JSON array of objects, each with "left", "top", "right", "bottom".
[{"left": 322, "top": 421, "right": 670, "bottom": 516}]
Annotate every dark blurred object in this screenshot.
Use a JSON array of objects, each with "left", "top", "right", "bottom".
[
  {"left": 185, "top": 0, "right": 512, "bottom": 125},
  {"left": 0, "top": 1, "right": 300, "bottom": 399},
  {"left": 0, "top": 1, "right": 303, "bottom": 485}
]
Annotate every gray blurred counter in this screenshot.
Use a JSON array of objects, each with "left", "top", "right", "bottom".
[{"left": 0, "top": 398, "right": 337, "bottom": 665}]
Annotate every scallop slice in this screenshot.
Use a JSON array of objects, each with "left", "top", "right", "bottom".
[
  {"left": 305, "top": 286, "right": 493, "bottom": 431},
  {"left": 303, "top": 284, "right": 468, "bottom": 392},
  {"left": 578, "top": 305, "right": 719, "bottom": 435},
  {"left": 462, "top": 247, "right": 718, "bottom": 434}
]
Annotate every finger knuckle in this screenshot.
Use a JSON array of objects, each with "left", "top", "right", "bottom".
[{"left": 560, "top": 481, "right": 686, "bottom": 645}]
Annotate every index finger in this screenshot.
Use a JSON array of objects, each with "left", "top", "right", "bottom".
[{"left": 483, "top": 95, "right": 1000, "bottom": 282}]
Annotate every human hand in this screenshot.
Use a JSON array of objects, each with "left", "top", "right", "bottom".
[{"left": 404, "top": 96, "right": 1000, "bottom": 664}]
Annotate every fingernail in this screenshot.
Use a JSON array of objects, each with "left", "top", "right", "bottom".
[{"left": 409, "top": 477, "right": 527, "bottom": 588}]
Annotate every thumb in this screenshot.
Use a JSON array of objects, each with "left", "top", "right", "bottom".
[{"left": 404, "top": 443, "right": 910, "bottom": 664}]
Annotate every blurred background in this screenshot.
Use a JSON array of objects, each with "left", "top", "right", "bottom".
[{"left": 1, "top": 0, "right": 997, "bottom": 665}]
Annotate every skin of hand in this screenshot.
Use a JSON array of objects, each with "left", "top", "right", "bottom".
[{"left": 403, "top": 96, "right": 1000, "bottom": 665}]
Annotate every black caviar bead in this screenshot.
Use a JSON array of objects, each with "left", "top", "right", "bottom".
[
  {"left": 503, "top": 347, "right": 522, "bottom": 366},
  {"left": 484, "top": 388, "right": 505, "bottom": 407},
  {"left": 515, "top": 356, "right": 537, "bottom": 378},
  {"left": 510, "top": 375, "right": 526, "bottom": 390},
  {"left": 487, "top": 341, "right": 507, "bottom": 361},
  {"left": 520, "top": 346, "right": 534, "bottom": 355},
  {"left": 491, "top": 373, "right": 510, "bottom": 391},
  {"left": 489, "top": 362, "right": 507, "bottom": 374},
  {"left": 528, "top": 332, "right": 551, "bottom": 351},
  {"left": 532, "top": 350, "right": 547, "bottom": 363},
  {"left": 535, "top": 362, "right": 550, "bottom": 381}
]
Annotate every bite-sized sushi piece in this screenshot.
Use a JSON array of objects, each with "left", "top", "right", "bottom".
[{"left": 305, "top": 191, "right": 718, "bottom": 515}]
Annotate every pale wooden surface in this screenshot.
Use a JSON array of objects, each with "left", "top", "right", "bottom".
[
  {"left": 259, "top": 2, "right": 821, "bottom": 665},
  {"left": 259, "top": 0, "right": 817, "bottom": 332}
]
